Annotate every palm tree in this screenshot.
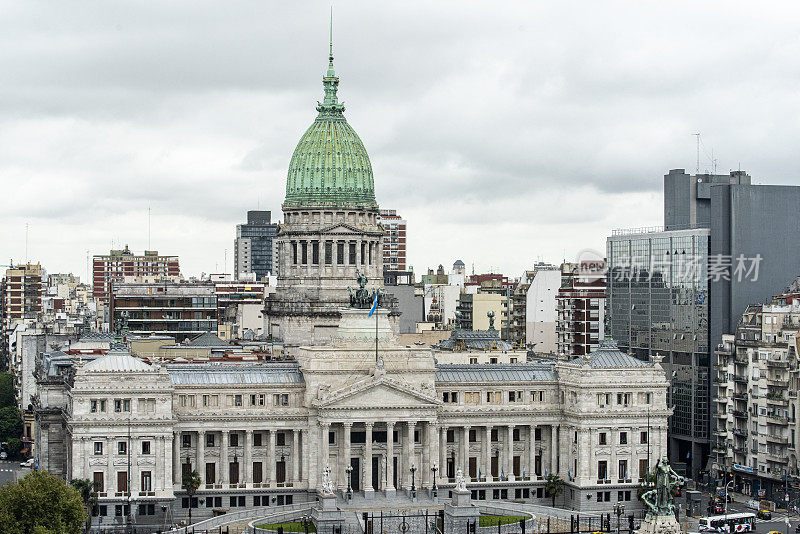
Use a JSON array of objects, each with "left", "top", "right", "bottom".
[
  {"left": 545, "top": 473, "right": 564, "bottom": 507},
  {"left": 182, "top": 470, "right": 201, "bottom": 526},
  {"left": 70, "top": 478, "right": 97, "bottom": 533}
]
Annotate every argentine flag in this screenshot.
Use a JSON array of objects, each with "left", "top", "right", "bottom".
[{"left": 368, "top": 292, "right": 379, "bottom": 317}]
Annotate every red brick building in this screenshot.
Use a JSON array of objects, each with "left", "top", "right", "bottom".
[
  {"left": 377, "top": 209, "right": 407, "bottom": 271},
  {"left": 92, "top": 246, "right": 180, "bottom": 305}
]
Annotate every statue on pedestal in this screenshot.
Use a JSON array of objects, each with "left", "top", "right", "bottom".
[
  {"left": 454, "top": 468, "right": 467, "bottom": 492},
  {"left": 641, "top": 455, "right": 680, "bottom": 517},
  {"left": 320, "top": 465, "right": 335, "bottom": 496}
]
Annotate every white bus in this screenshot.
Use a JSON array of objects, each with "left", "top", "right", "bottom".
[{"left": 698, "top": 513, "right": 756, "bottom": 533}]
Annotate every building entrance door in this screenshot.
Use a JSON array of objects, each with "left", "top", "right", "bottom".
[
  {"left": 371, "top": 455, "right": 379, "bottom": 490},
  {"left": 351, "top": 457, "right": 361, "bottom": 492}
]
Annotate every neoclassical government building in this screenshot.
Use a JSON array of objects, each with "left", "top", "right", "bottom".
[{"left": 34, "top": 39, "right": 670, "bottom": 531}]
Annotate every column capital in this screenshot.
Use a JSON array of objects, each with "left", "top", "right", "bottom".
[
  {"left": 364, "top": 421, "right": 374, "bottom": 429},
  {"left": 245, "top": 429, "right": 253, "bottom": 435},
  {"left": 198, "top": 429, "right": 206, "bottom": 436},
  {"left": 319, "top": 420, "right": 331, "bottom": 429},
  {"left": 342, "top": 421, "right": 353, "bottom": 428}
]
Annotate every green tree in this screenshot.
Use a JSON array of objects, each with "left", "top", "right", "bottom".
[
  {"left": 0, "top": 405, "right": 23, "bottom": 442},
  {"left": 70, "top": 478, "right": 97, "bottom": 533},
  {"left": 7, "top": 438, "right": 23, "bottom": 459},
  {"left": 0, "top": 470, "right": 86, "bottom": 533},
  {"left": 0, "top": 373, "right": 14, "bottom": 408},
  {"left": 545, "top": 473, "right": 564, "bottom": 507},
  {"left": 182, "top": 470, "right": 201, "bottom": 526}
]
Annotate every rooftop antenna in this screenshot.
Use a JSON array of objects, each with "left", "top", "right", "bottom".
[{"left": 693, "top": 133, "right": 700, "bottom": 174}]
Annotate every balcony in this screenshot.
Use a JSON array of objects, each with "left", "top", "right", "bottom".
[
  {"left": 767, "top": 415, "right": 789, "bottom": 426},
  {"left": 766, "top": 378, "right": 789, "bottom": 387},
  {"left": 732, "top": 410, "right": 747, "bottom": 419},
  {"left": 766, "top": 453, "right": 789, "bottom": 464},
  {"left": 767, "top": 360, "right": 789, "bottom": 369},
  {"left": 733, "top": 446, "right": 748, "bottom": 455},
  {"left": 732, "top": 392, "right": 748, "bottom": 401},
  {"left": 733, "top": 429, "right": 747, "bottom": 438},
  {"left": 733, "top": 376, "right": 748, "bottom": 384},
  {"left": 766, "top": 434, "right": 789, "bottom": 445},
  {"left": 766, "top": 395, "right": 788, "bottom": 407}
]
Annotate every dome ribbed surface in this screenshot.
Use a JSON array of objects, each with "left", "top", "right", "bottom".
[{"left": 284, "top": 115, "right": 377, "bottom": 209}]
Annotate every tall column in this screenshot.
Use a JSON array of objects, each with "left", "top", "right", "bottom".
[
  {"left": 269, "top": 429, "right": 277, "bottom": 486},
  {"left": 529, "top": 425, "right": 537, "bottom": 480},
  {"left": 406, "top": 422, "right": 417, "bottom": 488},
  {"left": 461, "top": 425, "right": 470, "bottom": 482},
  {"left": 550, "top": 425, "right": 558, "bottom": 474},
  {"left": 81, "top": 437, "right": 89, "bottom": 481},
  {"left": 320, "top": 422, "right": 330, "bottom": 472},
  {"left": 484, "top": 426, "right": 493, "bottom": 482},
  {"left": 364, "top": 422, "right": 374, "bottom": 493},
  {"left": 291, "top": 429, "right": 300, "bottom": 484},
  {"left": 386, "top": 421, "right": 396, "bottom": 492},
  {"left": 220, "top": 431, "right": 229, "bottom": 485},
  {"left": 342, "top": 423, "right": 352, "bottom": 490},
  {"left": 106, "top": 436, "right": 114, "bottom": 494},
  {"left": 196, "top": 430, "right": 205, "bottom": 486},
  {"left": 244, "top": 430, "right": 253, "bottom": 487},
  {"left": 301, "top": 427, "right": 310, "bottom": 485},
  {"left": 156, "top": 436, "right": 164, "bottom": 492},
  {"left": 172, "top": 432, "right": 180, "bottom": 487},
  {"left": 439, "top": 426, "right": 447, "bottom": 483},
  {"left": 422, "top": 422, "right": 430, "bottom": 488},
  {"left": 427, "top": 422, "right": 438, "bottom": 489},
  {"left": 507, "top": 425, "right": 515, "bottom": 481}
]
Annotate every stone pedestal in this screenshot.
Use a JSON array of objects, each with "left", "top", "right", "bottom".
[
  {"left": 311, "top": 494, "right": 344, "bottom": 533},
  {"left": 444, "top": 490, "right": 480, "bottom": 533},
  {"left": 636, "top": 513, "right": 681, "bottom": 534}
]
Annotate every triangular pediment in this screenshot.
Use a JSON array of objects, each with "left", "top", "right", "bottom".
[
  {"left": 320, "top": 222, "right": 364, "bottom": 234},
  {"left": 316, "top": 375, "right": 440, "bottom": 410}
]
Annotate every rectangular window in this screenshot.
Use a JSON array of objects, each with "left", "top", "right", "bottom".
[
  {"left": 253, "top": 462, "right": 263, "bottom": 484},
  {"left": 618, "top": 460, "right": 628, "bottom": 481},
  {"left": 313, "top": 242, "right": 320, "bottom": 264},
  {"left": 361, "top": 242, "right": 366, "bottom": 264},
  {"left": 640, "top": 431, "right": 648, "bottom": 444},
  {"left": 639, "top": 458, "right": 649, "bottom": 478},
  {"left": 254, "top": 433, "right": 262, "bottom": 447},
  {"left": 301, "top": 242, "right": 308, "bottom": 264},
  {"left": 141, "top": 471, "right": 152, "bottom": 492},
  {"left": 91, "top": 400, "right": 98, "bottom": 413},
  {"left": 117, "top": 472, "right": 128, "bottom": 493},
  {"left": 274, "top": 394, "right": 289, "bottom": 406},
  {"left": 141, "top": 441, "right": 151, "bottom": 455},
  {"left": 206, "top": 434, "right": 215, "bottom": 447},
  {"left": 598, "top": 432, "right": 607, "bottom": 445},
  {"left": 94, "top": 442, "right": 103, "bottom": 455},
  {"left": 230, "top": 433, "right": 239, "bottom": 447},
  {"left": 182, "top": 434, "right": 192, "bottom": 448},
  {"left": 325, "top": 242, "right": 333, "bottom": 265},
  {"left": 292, "top": 242, "right": 298, "bottom": 264},
  {"left": 206, "top": 462, "right": 216, "bottom": 484},
  {"left": 93, "top": 472, "right": 104, "bottom": 493},
  {"left": 337, "top": 242, "right": 344, "bottom": 265},
  {"left": 234, "top": 394, "right": 242, "bottom": 407},
  {"left": 619, "top": 432, "right": 627, "bottom": 445},
  {"left": 598, "top": 460, "right": 608, "bottom": 481},
  {"left": 117, "top": 441, "right": 127, "bottom": 455},
  {"left": 100, "top": 399, "right": 106, "bottom": 412},
  {"left": 276, "top": 432, "right": 286, "bottom": 447},
  {"left": 349, "top": 243, "right": 356, "bottom": 265},
  {"left": 229, "top": 462, "right": 240, "bottom": 484}
]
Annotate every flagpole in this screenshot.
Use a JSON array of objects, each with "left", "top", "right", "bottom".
[{"left": 375, "top": 298, "right": 379, "bottom": 364}]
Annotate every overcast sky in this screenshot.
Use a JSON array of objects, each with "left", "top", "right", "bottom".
[{"left": 2, "top": 1, "right": 799, "bottom": 280}]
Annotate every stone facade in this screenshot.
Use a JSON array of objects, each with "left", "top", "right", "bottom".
[{"left": 35, "top": 316, "right": 669, "bottom": 531}]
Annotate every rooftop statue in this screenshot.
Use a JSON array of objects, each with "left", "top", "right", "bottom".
[
  {"left": 641, "top": 456, "right": 680, "bottom": 517},
  {"left": 320, "top": 465, "right": 335, "bottom": 496},
  {"left": 454, "top": 467, "right": 467, "bottom": 492},
  {"left": 487, "top": 311, "right": 496, "bottom": 331},
  {"left": 347, "top": 269, "right": 384, "bottom": 309}
]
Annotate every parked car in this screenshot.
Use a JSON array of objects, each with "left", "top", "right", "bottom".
[
  {"left": 0, "top": 451, "right": 7, "bottom": 460},
  {"left": 757, "top": 510, "right": 772, "bottom": 520},
  {"left": 19, "top": 458, "right": 34, "bottom": 468}
]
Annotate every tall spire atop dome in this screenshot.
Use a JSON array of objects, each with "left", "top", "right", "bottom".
[{"left": 318, "top": 8, "right": 344, "bottom": 115}]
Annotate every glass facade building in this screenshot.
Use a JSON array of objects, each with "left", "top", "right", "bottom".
[
  {"left": 235, "top": 211, "right": 278, "bottom": 281},
  {"left": 607, "top": 227, "right": 710, "bottom": 472}
]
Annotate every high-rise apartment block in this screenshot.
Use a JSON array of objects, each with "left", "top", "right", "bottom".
[
  {"left": 112, "top": 281, "right": 217, "bottom": 342},
  {"left": 92, "top": 246, "right": 180, "bottom": 305},
  {"left": 377, "top": 209, "right": 406, "bottom": 271},
  {"left": 713, "top": 291, "right": 800, "bottom": 500},
  {"left": 2, "top": 263, "right": 43, "bottom": 329},
  {"left": 556, "top": 263, "right": 606, "bottom": 357},
  {"left": 234, "top": 210, "right": 278, "bottom": 281}
]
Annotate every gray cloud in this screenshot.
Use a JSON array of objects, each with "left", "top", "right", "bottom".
[{"left": 1, "top": 1, "right": 799, "bottom": 278}]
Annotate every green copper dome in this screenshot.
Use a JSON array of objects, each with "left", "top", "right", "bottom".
[{"left": 284, "top": 36, "right": 377, "bottom": 210}]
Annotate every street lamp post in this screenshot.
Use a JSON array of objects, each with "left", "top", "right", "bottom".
[
  {"left": 410, "top": 464, "right": 417, "bottom": 495},
  {"left": 345, "top": 465, "right": 353, "bottom": 500},
  {"left": 724, "top": 480, "right": 734, "bottom": 522},
  {"left": 431, "top": 463, "right": 438, "bottom": 492},
  {"left": 613, "top": 502, "right": 625, "bottom": 534}
]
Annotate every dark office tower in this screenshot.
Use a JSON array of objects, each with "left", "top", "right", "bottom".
[
  {"left": 234, "top": 210, "right": 278, "bottom": 281},
  {"left": 608, "top": 168, "right": 800, "bottom": 478}
]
